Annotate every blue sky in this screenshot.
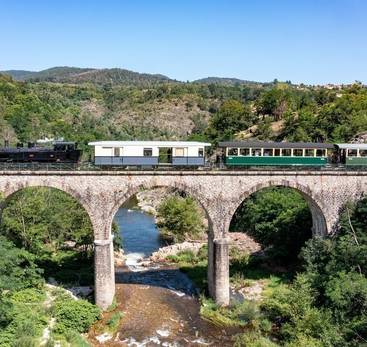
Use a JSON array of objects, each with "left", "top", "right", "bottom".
[{"left": 0, "top": 0, "right": 366, "bottom": 84}]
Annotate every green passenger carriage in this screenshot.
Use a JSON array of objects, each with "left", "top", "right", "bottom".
[
  {"left": 336, "top": 144, "right": 367, "bottom": 166},
  {"left": 219, "top": 142, "right": 334, "bottom": 167}
]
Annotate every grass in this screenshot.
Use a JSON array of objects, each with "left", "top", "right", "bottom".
[
  {"left": 106, "top": 312, "right": 124, "bottom": 332},
  {"left": 166, "top": 247, "right": 209, "bottom": 291},
  {"left": 106, "top": 296, "right": 118, "bottom": 312}
]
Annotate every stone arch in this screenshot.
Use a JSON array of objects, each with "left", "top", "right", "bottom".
[
  {"left": 2, "top": 181, "right": 94, "bottom": 225},
  {"left": 1, "top": 184, "right": 96, "bottom": 248},
  {"left": 107, "top": 180, "right": 215, "bottom": 240},
  {"left": 0, "top": 182, "right": 114, "bottom": 309},
  {"left": 227, "top": 179, "right": 328, "bottom": 237}
]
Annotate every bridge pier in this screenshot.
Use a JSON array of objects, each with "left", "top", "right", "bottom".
[
  {"left": 94, "top": 237, "right": 115, "bottom": 310},
  {"left": 208, "top": 237, "right": 230, "bottom": 306}
]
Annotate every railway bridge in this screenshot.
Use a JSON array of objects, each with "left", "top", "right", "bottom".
[{"left": 1, "top": 169, "right": 367, "bottom": 309}]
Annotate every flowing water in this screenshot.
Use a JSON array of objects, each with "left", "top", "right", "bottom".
[
  {"left": 114, "top": 207, "right": 161, "bottom": 271},
  {"left": 89, "top": 205, "right": 236, "bottom": 346}
]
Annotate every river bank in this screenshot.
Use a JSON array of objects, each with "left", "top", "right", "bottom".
[{"left": 87, "top": 189, "right": 272, "bottom": 346}]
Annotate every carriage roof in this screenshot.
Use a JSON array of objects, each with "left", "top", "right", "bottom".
[
  {"left": 218, "top": 141, "right": 334, "bottom": 149},
  {"left": 88, "top": 141, "right": 211, "bottom": 147},
  {"left": 336, "top": 143, "right": 367, "bottom": 150}
]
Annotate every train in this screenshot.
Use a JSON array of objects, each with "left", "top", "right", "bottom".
[
  {"left": 0, "top": 140, "right": 367, "bottom": 168},
  {"left": 0, "top": 140, "right": 81, "bottom": 163}
]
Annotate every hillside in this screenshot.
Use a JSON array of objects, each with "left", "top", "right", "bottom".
[
  {"left": 2, "top": 66, "right": 174, "bottom": 86},
  {"left": 0, "top": 72, "right": 366, "bottom": 157},
  {"left": 193, "top": 76, "right": 263, "bottom": 86},
  {"left": 3, "top": 66, "right": 277, "bottom": 87}
]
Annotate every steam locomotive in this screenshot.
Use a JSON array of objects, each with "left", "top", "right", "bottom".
[{"left": 0, "top": 140, "right": 81, "bottom": 163}]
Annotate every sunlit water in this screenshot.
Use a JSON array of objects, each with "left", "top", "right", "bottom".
[
  {"left": 103, "top": 206, "right": 236, "bottom": 346},
  {"left": 114, "top": 207, "right": 161, "bottom": 270}
]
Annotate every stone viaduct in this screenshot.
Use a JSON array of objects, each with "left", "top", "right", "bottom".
[{"left": 1, "top": 169, "right": 367, "bottom": 310}]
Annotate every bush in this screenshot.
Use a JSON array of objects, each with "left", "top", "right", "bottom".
[
  {"left": 167, "top": 250, "right": 197, "bottom": 264},
  {"left": 200, "top": 297, "right": 260, "bottom": 328},
  {"left": 0, "top": 288, "right": 48, "bottom": 344},
  {"left": 0, "top": 236, "right": 43, "bottom": 292},
  {"left": 233, "top": 332, "right": 279, "bottom": 347},
  {"left": 10, "top": 288, "right": 45, "bottom": 304},
  {"left": 11, "top": 336, "right": 38, "bottom": 347},
  {"left": 53, "top": 297, "right": 101, "bottom": 334}
]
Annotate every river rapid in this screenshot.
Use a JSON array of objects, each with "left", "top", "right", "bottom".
[{"left": 88, "top": 205, "right": 236, "bottom": 346}]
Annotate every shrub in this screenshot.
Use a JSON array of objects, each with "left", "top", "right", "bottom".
[
  {"left": 10, "top": 288, "right": 45, "bottom": 304},
  {"left": 53, "top": 297, "right": 101, "bottom": 334},
  {"left": 233, "top": 331, "right": 279, "bottom": 347},
  {"left": 0, "top": 236, "right": 43, "bottom": 292},
  {"left": 11, "top": 336, "right": 38, "bottom": 347}
]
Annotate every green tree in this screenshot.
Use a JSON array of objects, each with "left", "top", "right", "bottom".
[
  {"left": 230, "top": 187, "right": 312, "bottom": 262},
  {"left": 1, "top": 187, "right": 94, "bottom": 255},
  {"left": 208, "top": 100, "right": 253, "bottom": 141},
  {"left": 157, "top": 195, "right": 206, "bottom": 243}
]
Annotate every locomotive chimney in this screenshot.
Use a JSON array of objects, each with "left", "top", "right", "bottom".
[{"left": 4, "top": 140, "right": 9, "bottom": 148}]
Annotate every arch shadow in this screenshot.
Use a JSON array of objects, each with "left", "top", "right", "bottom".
[
  {"left": 0, "top": 185, "right": 96, "bottom": 286},
  {"left": 227, "top": 180, "right": 328, "bottom": 237}
]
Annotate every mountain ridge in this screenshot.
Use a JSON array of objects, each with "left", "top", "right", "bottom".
[
  {"left": 1, "top": 66, "right": 174, "bottom": 86},
  {"left": 192, "top": 76, "right": 262, "bottom": 85},
  {"left": 2, "top": 66, "right": 264, "bottom": 86}
]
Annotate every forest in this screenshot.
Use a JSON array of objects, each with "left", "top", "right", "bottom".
[
  {"left": 0, "top": 74, "right": 367, "bottom": 346},
  {"left": 1, "top": 73, "right": 367, "bottom": 154}
]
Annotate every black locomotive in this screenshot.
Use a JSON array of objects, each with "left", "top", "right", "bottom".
[{"left": 0, "top": 141, "right": 81, "bottom": 163}]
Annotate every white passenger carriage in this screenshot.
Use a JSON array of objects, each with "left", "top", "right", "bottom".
[{"left": 88, "top": 141, "right": 211, "bottom": 167}]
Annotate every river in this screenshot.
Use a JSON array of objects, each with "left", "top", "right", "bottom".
[{"left": 89, "top": 206, "right": 236, "bottom": 346}]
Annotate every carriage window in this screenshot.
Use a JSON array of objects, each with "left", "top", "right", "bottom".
[
  {"left": 263, "top": 148, "right": 273, "bottom": 156},
  {"left": 114, "top": 147, "right": 120, "bottom": 157},
  {"left": 282, "top": 149, "right": 291, "bottom": 156},
  {"left": 360, "top": 150, "right": 367, "bottom": 157},
  {"left": 293, "top": 149, "right": 303, "bottom": 156},
  {"left": 228, "top": 148, "right": 238, "bottom": 156},
  {"left": 143, "top": 148, "right": 153, "bottom": 157},
  {"left": 316, "top": 149, "right": 326, "bottom": 157},
  {"left": 240, "top": 148, "right": 250, "bottom": 156},
  {"left": 198, "top": 148, "right": 204, "bottom": 157},
  {"left": 274, "top": 149, "right": 281, "bottom": 156},
  {"left": 347, "top": 149, "right": 358, "bottom": 157},
  {"left": 175, "top": 147, "right": 184, "bottom": 156},
  {"left": 305, "top": 149, "right": 315, "bottom": 157},
  {"left": 251, "top": 148, "right": 262, "bottom": 156}
]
